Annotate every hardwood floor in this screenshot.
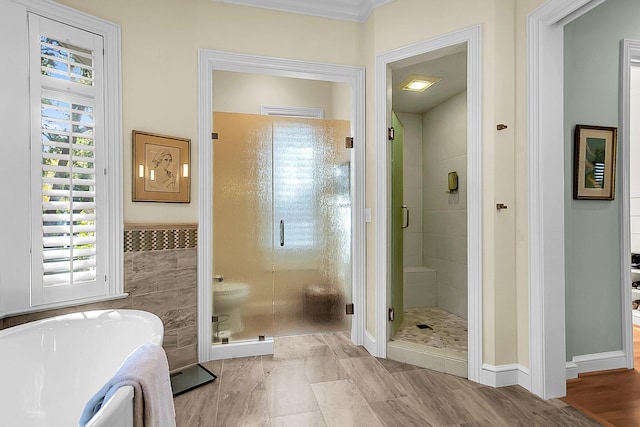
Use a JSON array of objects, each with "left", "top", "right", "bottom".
[
  {"left": 562, "top": 326, "right": 640, "bottom": 427},
  {"left": 174, "top": 332, "right": 598, "bottom": 426}
]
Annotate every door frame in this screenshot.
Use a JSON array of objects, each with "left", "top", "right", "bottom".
[
  {"left": 621, "top": 38, "right": 639, "bottom": 372},
  {"left": 374, "top": 25, "right": 483, "bottom": 382},
  {"left": 197, "top": 50, "right": 366, "bottom": 361},
  {"left": 526, "top": 0, "right": 617, "bottom": 399}
]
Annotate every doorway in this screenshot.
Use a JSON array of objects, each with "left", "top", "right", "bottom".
[
  {"left": 374, "top": 26, "right": 482, "bottom": 382},
  {"left": 387, "top": 46, "right": 469, "bottom": 377},
  {"left": 197, "top": 51, "right": 365, "bottom": 361},
  {"left": 211, "top": 105, "right": 353, "bottom": 343}
]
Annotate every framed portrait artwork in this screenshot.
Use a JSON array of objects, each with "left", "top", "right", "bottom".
[
  {"left": 573, "top": 124, "right": 617, "bottom": 200},
  {"left": 133, "top": 130, "right": 191, "bottom": 203}
]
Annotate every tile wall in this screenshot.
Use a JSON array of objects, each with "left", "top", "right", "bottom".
[
  {"left": 0, "top": 223, "right": 198, "bottom": 371},
  {"left": 397, "top": 112, "right": 425, "bottom": 269},
  {"left": 422, "top": 90, "right": 468, "bottom": 320}
]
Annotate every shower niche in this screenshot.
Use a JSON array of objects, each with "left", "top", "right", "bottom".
[{"left": 212, "top": 112, "right": 353, "bottom": 344}]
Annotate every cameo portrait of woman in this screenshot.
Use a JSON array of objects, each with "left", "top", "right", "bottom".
[
  {"left": 147, "top": 149, "right": 178, "bottom": 191},
  {"left": 133, "top": 131, "right": 190, "bottom": 203}
]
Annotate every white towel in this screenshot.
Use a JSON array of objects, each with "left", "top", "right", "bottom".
[{"left": 79, "top": 343, "right": 176, "bottom": 427}]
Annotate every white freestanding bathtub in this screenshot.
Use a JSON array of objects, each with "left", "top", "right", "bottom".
[{"left": 0, "top": 309, "right": 164, "bottom": 427}]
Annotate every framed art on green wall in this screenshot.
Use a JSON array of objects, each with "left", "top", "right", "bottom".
[{"left": 573, "top": 124, "right": 617, "bottom": 200}]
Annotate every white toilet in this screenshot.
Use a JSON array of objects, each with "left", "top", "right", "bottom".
[{"left": 212, "top": 276, "right": 250, "bottom": 340}]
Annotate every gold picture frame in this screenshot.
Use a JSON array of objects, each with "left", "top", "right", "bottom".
[
  {"left": 573, "top": 124, "right": 617, "bottom": 200},
  {"left": 132, "top": 130, "right": 191, "bottom": 203}
]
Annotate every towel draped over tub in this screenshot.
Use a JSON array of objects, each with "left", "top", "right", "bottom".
[{"left": 79, "top": 343, "right": 176, "bottom": 427}]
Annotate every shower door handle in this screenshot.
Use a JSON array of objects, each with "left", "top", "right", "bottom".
[
  {"left": 280, "top": 220, "right": 285, "bottom": 246},
  {"left": 401, "top": 205, "right": 409, "bottom": 229}
]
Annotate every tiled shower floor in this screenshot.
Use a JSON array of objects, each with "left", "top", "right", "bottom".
[
  {"left": 392, "top": 306, "right": 468, "bottom": 352},
  {"left": 388, "top": 306, "right": 468, "bottom": 376}
]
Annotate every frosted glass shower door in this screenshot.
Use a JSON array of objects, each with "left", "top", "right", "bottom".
[
  {"left": 272, "top": 117, "right": 352, "bottom": 336},
  {"left": 212, "top": 112, "right": 274, "bottom": 344},
  {"left": 212, "top": 112, "right": 353, "bottom": 344}
]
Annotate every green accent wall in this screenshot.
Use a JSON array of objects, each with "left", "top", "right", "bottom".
[
  {"left": 391, "top": 112, "right": 404, "bottom": 337},
  {"left": 564, "top": 0, "right": 640, "bottom": 359}
]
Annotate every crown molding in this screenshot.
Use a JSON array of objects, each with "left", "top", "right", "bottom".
[{"left": 212, "top": 0, "right": 393, "bottom": 23}]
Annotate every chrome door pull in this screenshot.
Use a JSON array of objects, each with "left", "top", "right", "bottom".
[
  {"left": 280, "top": 220, "right": 285, "bottom": 246},
  {"left": 401, "top": 205, "right": 409, "bottom": 229}
]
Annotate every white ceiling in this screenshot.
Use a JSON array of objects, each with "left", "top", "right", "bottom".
[
  {"left": 392, "top": 43, "right": 468, "bottom": 114},
  {"left": 212, "top": 0, "right": 394, "bottom": 22}
]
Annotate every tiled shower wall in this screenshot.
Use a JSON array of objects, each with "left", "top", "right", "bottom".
[
  {"left": 0, "top": 223, "right": 198, "bottom": 371},
  {"left": 422, "top": 91, "right": 468, "bottom": 320}
]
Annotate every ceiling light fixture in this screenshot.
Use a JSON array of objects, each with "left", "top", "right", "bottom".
[{"left": 399, "top": 74, "right": 442, "bottom": 92}]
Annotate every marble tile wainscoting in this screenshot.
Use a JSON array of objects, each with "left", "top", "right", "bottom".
[{"left": 0, "top": 223, "right": 199, "bottom": 371}]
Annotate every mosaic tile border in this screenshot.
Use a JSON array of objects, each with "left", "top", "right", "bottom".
[{"left": 124, "top": 223, "right": 198, "bottom": 252}]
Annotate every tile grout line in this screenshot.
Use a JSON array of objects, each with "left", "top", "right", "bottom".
[
  {"left": 173, "top": 334, "right": 599, "bottom": 427},
  {"left": 212, "top": 359, "right": 224, "bottom": 427},
  {"left": 260, "top": 354, "right": 277, "bottom": 423}
]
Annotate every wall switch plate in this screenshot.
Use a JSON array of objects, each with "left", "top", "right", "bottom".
[{"left": 365, "top": 208, "right": 372, "bottom": 223}]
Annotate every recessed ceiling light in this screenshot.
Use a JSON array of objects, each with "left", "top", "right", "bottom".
[{"left": 398, "top": 75, "right": 442, "bottom": 92}]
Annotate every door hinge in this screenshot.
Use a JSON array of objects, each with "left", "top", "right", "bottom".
[
  {"left": 388, "top": 127, "right": 395, "bottom": 141},
  {"left": 346, "top": 303, "right": 354, "bottom": 315},
  {"left": 388, "top": 307, "right": 395, "bottom": 321},
  {"left": 345, "top": 136, "right": 354, "bottom": 149},
  {"left": 212, "top": 132, "right": 219, "bottom": 140}
]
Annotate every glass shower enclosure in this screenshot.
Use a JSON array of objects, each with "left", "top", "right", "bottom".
[{"left": 212, "top": 112, "right": 352, "bottom": 344}]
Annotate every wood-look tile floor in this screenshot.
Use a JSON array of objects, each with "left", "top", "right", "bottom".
[{"left": 174, "top": 332, "right": 599, "bottom": 426}]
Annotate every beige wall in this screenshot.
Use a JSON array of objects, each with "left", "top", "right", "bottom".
[
  {"left": 212, "top": 71, "right": 351, "bottom": 119},
  {"left": 50, "top": 0, "right": 553, "bottom": 370},
  {"left": 366, "top": 0, "right": 517, "bottom": 366},
  {"left": 56, "top": 0, "right": 361, "bottom": 224}
]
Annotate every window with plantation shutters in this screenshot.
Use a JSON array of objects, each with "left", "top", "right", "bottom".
[
  {"left": 29, "top": 14, "right": 110, "bottom": 306},
  {"left": 0, "top": 1, "right": 122, "bottom": 316},
  {"left": 40, "top": 95, "right": 98, "bottom": 287}
]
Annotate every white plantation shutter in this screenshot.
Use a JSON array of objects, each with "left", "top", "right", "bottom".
[
  {"left": 40, "top": 94, "right": 97, "bottom": 287},
  {"left": 0, "top": 1, "right": 122, "bottom": 316},
  {"left": 29, "top": 14, "right": 107, "bottom": 305},
  {"left": 39, "top": 37, "right": 95, "bottom": 86}
]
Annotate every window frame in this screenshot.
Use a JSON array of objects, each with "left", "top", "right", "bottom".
[{"left": 0, "top": 0, "right": 123, "bottom": 316}]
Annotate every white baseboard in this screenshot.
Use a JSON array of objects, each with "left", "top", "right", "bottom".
[
  {"left": 481, "top": 363, "right": 530, "bottom": 389},
  {"left": 565, "top": 361, "right": 579, "bottom": 380},
  {"left": 208, "top": 339, "right": 274, "bottom": 360},
  {"left": 364, "top": 330, "right": 376, "bottom": 356},
  {"left": 565, "top": 350, "right": 627, "bottom": 379}
]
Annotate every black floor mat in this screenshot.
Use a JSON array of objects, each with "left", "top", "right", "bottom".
[{"left": 170, "top": 364, "right": 217, "bottom": 397}]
